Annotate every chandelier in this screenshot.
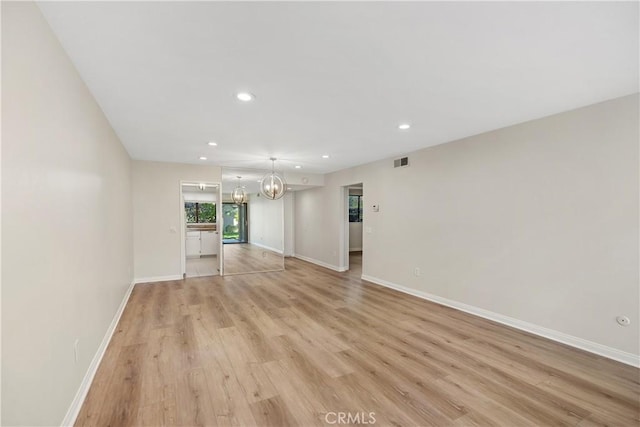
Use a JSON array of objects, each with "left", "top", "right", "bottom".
[
  {"left": 231, "top": 176, "right": 247, "bottom": 204},
  {"left": 259, "top": 158, "right": 287, "bottom": 200}
]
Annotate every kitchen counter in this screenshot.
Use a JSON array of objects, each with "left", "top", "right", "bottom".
[{"left": 187, "top": 225, "right": 217, "bottom": 231}]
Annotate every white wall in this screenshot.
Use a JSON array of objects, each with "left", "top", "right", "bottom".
[
  {"left": 183, "top": 191, "right": 217, "bottom": 203},
  {"left": 296, "top": 186, "right": 335, "bottom": 264},
  {"left": 349, "top": 223, "right": 363, "bottom": 252},
  {"left": 248, "top": 194, "right": 284, "bottom": 253},
  {"left": 2, "top": 3, "right": 133, "bottom": 425},
  {"left": 283, "top": 191, "right": 295, "bottom": 256},
  {"left": 132, "top": 160, "right": 221, "bottom": 281},
  {"left": 294, "top": 94, "right": 639, "bottom": 361}
]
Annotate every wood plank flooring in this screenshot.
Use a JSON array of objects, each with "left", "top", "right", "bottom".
[
  {"left": 223, "top": 243, "right": 284, "bottom": 275},
  {"left": 76, "top": 257, "right": 640, "bottom": 426}
]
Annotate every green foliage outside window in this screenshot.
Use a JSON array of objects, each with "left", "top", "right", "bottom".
[
  {"left": 349, "top": 195, "right": 363, "bottom": 222},
  {"left": 185, "top": 202, "right": 197, "bottom": 223},
  {"left": 185, "top": 202, "right": 216, "bottom": 223},
  {"left": 198, "top": 203, "right": 216, "bottom": 222}
]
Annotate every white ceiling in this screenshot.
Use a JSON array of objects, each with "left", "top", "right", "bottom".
[
  {"left": 222, "top": 168, "right": 271, "bottom": 194},
  {"left": 221, "top": 167, "right": 319, "bottom": 194},
  {"left": 38, "top": 1, "right": 638, "bottom": 174}
]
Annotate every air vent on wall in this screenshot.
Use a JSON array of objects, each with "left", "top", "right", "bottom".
[{"left": 394, "top": 157, "right": 409, "bottom": 168}]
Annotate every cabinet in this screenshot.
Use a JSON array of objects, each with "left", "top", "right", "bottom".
[
  {"left": 186, "top": 230, "right": 218, "bottom": 257},
  {"left": 186, "top": 231, "right": 201, "bottom": 257},
  {"left": 200, "top": 230, "right": 218, "bottom": 256}
]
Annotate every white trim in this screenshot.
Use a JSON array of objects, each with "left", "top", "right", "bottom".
[
  {"left": 340, "top": 185, "right": 349, "bottom": 273},
  {"left": 180, "top": 182, "right": 186, "bottom": 278},
  {"left": 361, "top": 274, "right": 640, "bottom": 368},
  {"left": 61, "top": 280, "right": 136, "bottom": 426},
  {"left": 249, "top": 241, "right": 284, "bottom": 255},
  {"left": 294, "top": 254, "right": 346, "bottom": 272},
  {"left": 133, "top": 274, "right": 182, "bottom": 284}
]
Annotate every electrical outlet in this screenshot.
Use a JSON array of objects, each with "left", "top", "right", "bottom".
[
  {"left": 74, "top": 339, "right": 79, "bottom": 363},
  {"left": 414, "top": 267, "right": 421, "bottom": 277}
]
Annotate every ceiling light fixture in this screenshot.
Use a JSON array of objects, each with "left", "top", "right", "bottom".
[
  {"left": 231, "top": 176, "right": 248, "bottom": 205},
  {"left": 259, "top": 158, "right": 287, "bottom": 200},
  {"left": 294, "top": 165, "right": 302, "bottom": 169},
  {"left": 322, "top": 155, "right": 330, "bottom": 159},
  {"left": 199, "top": 156, "right": 207, "bottom": 160},
  {"left": 208, "top": 141, "right": 218, "bottom": 146},
  {"left": 398, "top": 123, "right": 411, "bottom": 130},
  {"left": 236, "top": 92, "right": 254, "bottom": 102}
]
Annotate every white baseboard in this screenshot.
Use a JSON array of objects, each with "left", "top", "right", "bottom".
[
  {"left": 249, "top": 241, "right": 284, "bottom": 255},
  {"left": 349, "top": 248, "right": 362, "bottom": 252},
  {"left": 134, "top": 274, "right": 182, "bottom": 284},
  {"left": 361, "top": 274, "right": 640, "bottom": 368},
  {"left": 61, "top": 280, "right": 136, "bottom": 426},
  {"left": 293, "top": 254, "right": 346, "bottom": 272}
]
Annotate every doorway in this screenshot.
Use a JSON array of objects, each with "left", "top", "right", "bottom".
[
  {"left": 180, "top": 181, "right": 222, "bottom": 278},
  {"left": 222, "top": 202, "right": 248, "bottom": 244},
  {"left": 342, "top": 183, "right": 364, "bottom": 277}
]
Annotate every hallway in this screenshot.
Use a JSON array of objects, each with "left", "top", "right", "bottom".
[{"left": 347, "top": 251, "right": 362, "bottom": 279}]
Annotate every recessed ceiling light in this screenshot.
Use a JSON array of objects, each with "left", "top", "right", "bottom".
[
  {"left": 199, "top": 156, "right": 207, "bottom": 160},
  {"left": 322, "top": 155, "right": 330, "bottom": 159},
  {"left": 398, "top": 123, "right": 411, "bottom": 130},
  {"left": 236, "top": 92, "right": 254, "bottom": 102},
  {"left": 294, "top": 165, "right": 302, "bottom": 169},
  {"left": 287, "top": 187, "right": 292, "bottom": 190},
  {"left": 208, "top": 141, "right": 217, "bottom": 146}
]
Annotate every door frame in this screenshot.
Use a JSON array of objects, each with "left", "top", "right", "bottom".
[
  {"left": 340, "top": 182, "right": 363, "bottom": 272},
  {"left": 180, "top": 180, "right": 223, "bottom": 277}
]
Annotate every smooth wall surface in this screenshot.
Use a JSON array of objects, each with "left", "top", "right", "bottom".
[
  {"left": 2, "top": 2, "right": 133, "bottom": 424},
  {"left": 349, "top": 223, "right": 363, "bottom": 252},
  {"left": 283, "top": 191, "right": 295, "bottom": 256},
  {"left": 249, "top": 194, "right": 284, "bottom": 253},
  {"left": 132, "top": 160, "right": 221, "bottom": 281},
  {"left": 294, "top": 94, "right": 640, "bottom": 357},
  {"left": 182, "top": 191, "right": 217, "bottom": 202}
]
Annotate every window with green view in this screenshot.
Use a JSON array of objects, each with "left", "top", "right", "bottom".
[
  {"left": 185, "top": 202, "right": 216, "bottom": 223},
  {"left": 349, "top": 195, "right": 363, "bottom": 222}
]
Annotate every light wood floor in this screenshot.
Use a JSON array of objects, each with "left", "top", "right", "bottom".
[
  {"left": 76, "top": 257, "right": 639, "bottom": 426},
  {"left": 186, "top": 255, "right": 219, "bottom": 278},
  {"left": 223, "top": 243, "right": 284, "bottom": 275},
  {"left": 347, "top": 251, "right": 362, "bottom": 279}
]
